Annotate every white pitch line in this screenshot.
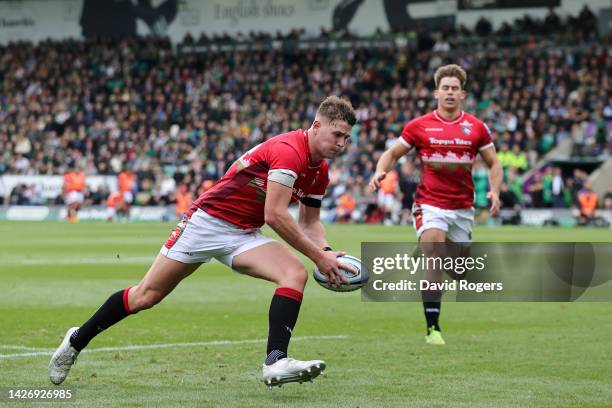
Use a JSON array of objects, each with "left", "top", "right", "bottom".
[
  {"left": 0, "top": 335, "right": 349, "bottom": 359},
  {"left": 0, "top": 345, "right": 50, "bottom": 351},
  {"left": 13, "top": 256, "right": 154, "bottom": 265}
]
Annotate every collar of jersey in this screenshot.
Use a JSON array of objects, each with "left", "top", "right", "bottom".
[{"left": 433, "top": 110, "right": 465, "bottom": 125}]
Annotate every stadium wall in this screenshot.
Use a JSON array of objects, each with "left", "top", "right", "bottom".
[
  {"left": 0, "top": 0, "right": 609, "bottom": 44},
  {"left": 0, "top": 175, "right": 118, "bottom": 201}
]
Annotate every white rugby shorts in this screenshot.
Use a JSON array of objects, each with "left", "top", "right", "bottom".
[
  {"left": 65, "top": 191, "right": 84, "bottom": 205},
  {"left": 412, "top": 203, "right": 474, "bottom": 242},
  {"left": 160, "top": 208, "right": 274, "bottom": 268}
]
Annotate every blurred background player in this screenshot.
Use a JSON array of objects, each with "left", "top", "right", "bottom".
[
  {"left": 369, "top": 64, "right": 502, "bottom": 345},
  {"left": 63, "top": 165, "right": 86, "bottom": 223},
  {"left": 106, "top": 191, "right": 126, "bottom": 222},
  {"left": 118, "top": 167, "right": 137, "bottom": 220},
  {"left": 175, "top": 183, "right": 193, "bottom": 220},
  {"left": 49, "top": 96, "right": 357, "bottom": 388},
  {"left": 377, "top": 169, "right": 399, "bottom": 225}
]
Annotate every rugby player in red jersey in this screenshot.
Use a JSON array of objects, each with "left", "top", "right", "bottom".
[
  {"left": 369, "top": 65, "right": 502, "bottom": 345},
  {"left": 49, "top": 96, "right": 357, "bottom": 387}
]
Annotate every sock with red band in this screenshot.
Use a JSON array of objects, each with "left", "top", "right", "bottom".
[
  {"left": 69, "top": 287, "right": 134, "bottom": 351},
  {"left": 265, "top": 287, "right": 303, "bottom": 365}
]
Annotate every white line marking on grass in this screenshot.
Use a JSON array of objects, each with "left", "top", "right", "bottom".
[
  {"left": 0, "top": 345, "right": 50, "bottom": 351},
  {"left": 13, "top": 256, "right": 154, "bottom": 265},
  {"left": 0, "top": 335, "right": 349, "bottom": 359}
]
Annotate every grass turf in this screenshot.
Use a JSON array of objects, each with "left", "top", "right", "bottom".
[{"left": 0, "top": 222, "right": 611, "bottom": 407}]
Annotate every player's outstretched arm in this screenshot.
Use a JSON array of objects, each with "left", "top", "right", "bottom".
[
  {"left": 368, "top": 140, "right": 411, "bottom": 192},
  {"left": 265, "top": 181, "right": 349, "bottom": 286},
  {"left": 480, "top": 146, "right": 502, "bottom": 216}
]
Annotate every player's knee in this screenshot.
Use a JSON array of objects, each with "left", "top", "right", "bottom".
[
  {"left": 277, "top": 263, "right": 308, "bottom": 290},
  {"left": 130, "top": 287, "right": 164, "bottom": 311}
]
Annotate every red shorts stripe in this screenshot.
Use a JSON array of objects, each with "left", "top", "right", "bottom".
[
  {"left": 275, "top": 287, "right": 303, "bottom": 303},
  {"left": 164, "top": 207, "right": 196, "bottom": 250},
  {"left": 415, "top": 212, "right": 423, "bottom": 231},
  {"left": 123, "top": 286, "right": 133, "bottom": 314}
]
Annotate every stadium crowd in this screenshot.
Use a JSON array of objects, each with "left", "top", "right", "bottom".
[{"left": 1, "top": 5, "right": 610, "bottom": 222}]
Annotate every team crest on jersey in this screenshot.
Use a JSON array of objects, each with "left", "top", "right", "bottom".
[{"left": 460, "top": 120, "right": 472, "bottom": 135}]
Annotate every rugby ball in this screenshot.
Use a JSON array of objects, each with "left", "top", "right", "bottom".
[{"left": 313, "top": 255, "right": 369, "bottom": 292}]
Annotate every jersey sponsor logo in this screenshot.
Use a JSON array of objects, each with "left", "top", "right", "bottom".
[
  {"left": 292, "top": 188, "right": 306, "bottom": 199},
  {"left": 421, "top": 151, "right": 474, "bottom": 172},
  {"left": 428, "top": 137, "right": 472, "bottom": 146},
  {"left": 425, "top": 127, "right": 444, "bottom": 131}
]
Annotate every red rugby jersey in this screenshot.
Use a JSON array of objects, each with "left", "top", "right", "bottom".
[
  {"left": 400, "top": 110, "right": 494, "bottom": 209},
  {"left": 193, "top": 129, "right": 329, "bottom": 229}
]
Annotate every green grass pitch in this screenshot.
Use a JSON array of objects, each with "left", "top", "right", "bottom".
[{"left": 1, "top": 222, "right": 611, "bottom": 407}]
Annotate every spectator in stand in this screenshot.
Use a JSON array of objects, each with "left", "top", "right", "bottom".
[
  {"left": 604, "top": 187, "right": 612, "bottom": 210},
  {"left": 472, "top": 160, "right": 489, "bottom": 209},
  {"left": 528, "top": 173, "right": 545, "bottom": 208},
  {"left": 398, "top": 161, "right": 419, "bottom": 225},
  {"left": 499, "top": 182, "right": 521, "bottom": 225},
  {"left": 508, "top": 145, "right": 528, "bottom": 173},
  {"left": 0, "top": 8, "right": 608, "bottom": 219},
  {"left": 551, "top": 167, "right": 565, "bottom": 208},
  {"left": 506, "top": 167, "right": 523, "bottom": 205}
]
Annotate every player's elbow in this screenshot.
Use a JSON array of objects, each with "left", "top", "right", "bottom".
[{"left": 264, "top": 209, "right": 284, "bottom": 228}]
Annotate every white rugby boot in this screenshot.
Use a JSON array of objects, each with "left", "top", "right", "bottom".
[
  {"left": 48, "top": 327, "right": 80, "bottom": 385},
  {"left": 262, "top": 358, "right": 326, "bottom": 388}
]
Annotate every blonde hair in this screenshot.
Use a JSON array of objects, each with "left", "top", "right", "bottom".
[
  {"left": 434, "top": 64, "right": 467, "bottom": 89},
  {"left": 316, "top": 95, "right": 356, "bottom": 126}
]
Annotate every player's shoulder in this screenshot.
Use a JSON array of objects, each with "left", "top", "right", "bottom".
[
  {"left": 263, "top": 129, "right": 309, "bottom": 166},
  {"left": 273, "top": 129, "right": 307, "bottom": 153},
  {"left": 402, "top": 112, "right": 431, "bottom": 134},
  {"left": 462, "top": 112, "right": 485, "bottom": 125},
  {"left": 462, "top": 112, "right": 492, "bottom": 135}
]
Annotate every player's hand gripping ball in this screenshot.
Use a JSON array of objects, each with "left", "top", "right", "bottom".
[{"left": 313, "top": 255, "right": 369, "bottom": 292}]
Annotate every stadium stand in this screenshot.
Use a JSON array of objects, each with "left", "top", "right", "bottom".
[{"left": 0, "top": 5, "right": 609, "bottom": 224}]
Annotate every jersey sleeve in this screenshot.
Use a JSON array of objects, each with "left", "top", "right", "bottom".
[
  {"left": 300, "top": 164, "right": 329, "bottom": 208},
  {"left": 400, "top": 120, "right": 419, "bottom": 149},
  {"left": 477, "top": 121, "right": 495, "bottom": 151},
  {"left": 267, "top": 141, "right": 303, "bottom": 189}
]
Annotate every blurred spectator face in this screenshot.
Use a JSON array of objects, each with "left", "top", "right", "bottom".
[{"left": 434, "top": 77, "right": 466, "bottom": 112}]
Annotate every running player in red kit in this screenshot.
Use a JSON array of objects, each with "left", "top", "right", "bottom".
[
  {"left": 49, "top": 96, "right": 357, "bottom": 387},
  {"left": 369, "top": 65, "right": 502, "bottom": 345}
]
